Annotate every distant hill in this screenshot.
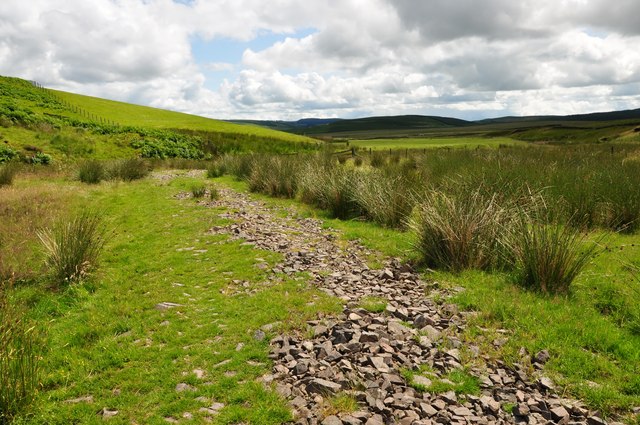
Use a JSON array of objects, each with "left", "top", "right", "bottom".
[
  {"left": 237, "top": 109, "right": 640, "bottom": 142},
  {"left": 477, "top": 108, "right": 640, "bottom": 125},
  {"left": 228, "top": 118, "right": 342, "bottom": 132},
  {"left": 297, "top": 115, "right": 471, "bottom": 135}
]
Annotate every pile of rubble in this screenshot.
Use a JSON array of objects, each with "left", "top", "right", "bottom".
[{"left": 204, "top": 188, "right": 620, "bottom": 425}]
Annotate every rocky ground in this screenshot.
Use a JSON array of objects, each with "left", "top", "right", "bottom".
[{"left": 202, "top": 187, "right": 623, "bottom": 425}]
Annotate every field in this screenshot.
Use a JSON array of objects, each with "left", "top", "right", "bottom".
[
  {"left": 343, "top": 137, "right": 526, "bottom": 150},
  {"left": 2, "top": 76, "right": 640, "bottom": 424}
]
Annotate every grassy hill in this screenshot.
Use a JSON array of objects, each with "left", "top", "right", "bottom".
[
  {"left": 255, "top": 110, "right": 640, "bottom": 144},
  {"left": 0, "top": 75, "right": 317, "bottom": 162},
  {"left": 298, "top": 114, "right": 470, "bottom": 136}
]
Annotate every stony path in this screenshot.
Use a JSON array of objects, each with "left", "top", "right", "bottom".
[{"left": 203, "top": 187, "right": 617, "bottom": 425}]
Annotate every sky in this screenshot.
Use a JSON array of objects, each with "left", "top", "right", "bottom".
[{"left": 1, "top": 0, "right": 640, "bottom": 121}]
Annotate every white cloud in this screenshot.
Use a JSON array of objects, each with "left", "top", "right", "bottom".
[{"left": 0, "top": 0, "right": 639, "bottom": 120}]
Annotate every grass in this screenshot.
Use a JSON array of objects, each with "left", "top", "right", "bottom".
[
  {"left": 348, "top": 137, "right": 525, "bottom": 150},
  {"left": 78, "top": 160, "right": 105, "bottom": 184},
  {"left": 107, "top": 158, "right": 150, "bottom": 181},
  {"left": 0, "top": 181, "right": 73, "bottom": 282},
  {"left": 0, "top": 283, "right": 40, "bottom": 425},
  {"left": 321, "top": 393, "right": 359, "bottom": 417},
  {"left": 38, "top": 210, "right": 108, "bottom": 285},
  {"left": 359, "top": 296, "right": 388, "bottom": 313},
  {"left": 409, "top": 186, "right": 516, "bottom": 272},
  {"left": 403, "top": 366, "right": 480, "bottom": 396},
  {"left": 52, "top": 89, "right": 310, "bottom": 143},
  {"left": 0, "top": 163, "right": 17, "bottom": 186},
  {"left": 190, "top": 183, "right": 207, "bottom": 198},
  {"left": 508, "top": 220, "right": 600, "bottom": 294},
  {"left": 5, "top": 172, "right": 341, "bottom": 424}
]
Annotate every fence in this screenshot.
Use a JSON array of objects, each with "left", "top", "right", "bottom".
[{"left": 29, "top": 80, "right": 120, "bottom": 127}]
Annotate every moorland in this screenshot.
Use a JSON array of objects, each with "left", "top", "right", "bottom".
[{"left": 1, "top": 75, "right": 640, "bottom": 424}]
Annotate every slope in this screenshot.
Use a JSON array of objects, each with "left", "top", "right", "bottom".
[{"left": 0, "top": 75, "right": 317, "bottom": 162}]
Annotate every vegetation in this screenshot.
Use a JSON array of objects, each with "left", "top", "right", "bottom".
[
  {"left": 38, "top": 211, "right": 107, "bottom": 285},
  {"left": 0, "top": 76, "right": 319, "bottom": 164},
  {"left": 190, "top": 183, "right": 207, "bottom": 198},
  {"left": 78, "top": 160, "right": 105, "bottom": 184},
  {"left": 0, "top": 283, "right": 40, "bottom": 425},
  {"left": 0, "top": 163, "right": 17, "bottom": 186},
  {"left": 2, "top": 73, "right": 640, "bottom": 422}
]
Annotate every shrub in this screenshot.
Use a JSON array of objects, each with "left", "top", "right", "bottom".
[
  {"left": 0, "top": 283, "right": 40, "bottom": 424},
  {"left": 191, "top": 184, "right": 207, "bottom": 198},
  {"left": 508, "top": 218, "right": 599, "bottom": 294},
  {"left": 0, "top": 145, "right": 18, "bottom": 163},
  {"left": 0, "top": 163, "right": 17, "bottom": 187},
  {"left": 353, "top": 156, "right": 363, "bottom": 167},
  {"left": 78, "top": 160, "right": 105, "bottom": 184},
  {"left": 108, "top": 158, "right": 150, "bottom": 181},
  {"left": 38, "top": 211, "right": 107, "bottom": 285},
  {"left": 28, "top": 152, "right": 52, "bottom": 165},
  {"left": 410, "top": 185, "right": 517, "bottom": 272}
]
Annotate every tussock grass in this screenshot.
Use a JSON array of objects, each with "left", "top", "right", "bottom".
[
  {"left": 0, "top": 283, "right": 40, "bottom": 425},
  {"left": 508, "top": 219, "right": 600, "bottom": 294},
  {"left": 108, "top": 158, "right": 150, "bottom": 181},
  {"left": 206, "top": 159, "right": 227, "bottom": 178},
  {"left": 352, "top": 170, "right": 415, "bottom": 228},
  {"left": 38, "top": 211, "right": 107, "bottom": 285},
  {"left": 78, "top": 159, "right": 105, "bottom": 184},
  {"left": 0, "top": 185, "right": 70, "bottom": 282},
  {"left": 247, "top": 155, "right": 301, "bottom": 198},
  {"left": 209, "top": 185, "right": 220, "bottom": 200},
  {"left": 190, "top": 184, "right": 207, "bottom": 198},
  {"left": 0, "top": 163, "right": 17, "bottom": 186},
  {"left": 410, "top": 184, "right": 516, "bottom": 272},
  {"left": 299, "top": 160, "right": 360, "bottom": 219}
]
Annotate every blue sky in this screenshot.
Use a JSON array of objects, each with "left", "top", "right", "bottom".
[
  {"left": 1, "top": 0, "right": 640, "bottom": 120},
  {"left": 191, "top": 28, "right": 317, "bottom": 91}
]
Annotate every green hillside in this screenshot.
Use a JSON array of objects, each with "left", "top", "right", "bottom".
[
  {"left": 52, "top": 89, "right": 308, "bottom": 142},
  {"left": 0, "top": 75, "right": 317, "bottom": 162}
]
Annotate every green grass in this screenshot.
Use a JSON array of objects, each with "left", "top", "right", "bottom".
[
  {"left": 52, "top": 90, "right": 310, "bottom": 143},
  {"left": 214, "top": 176, "right": 640, "bottom": 418},
  {"left": 358, "top": 296, "right": 388, "bottom": 313},
  {"left": 348, "top": 137, "right": 525, "bottom": 150},
  {"left": 447, "top": 233, "right": 640, "bottom": 415},
  {"left": 403, "top": 366, "right": 480, "bottom": 396},
  {"left": 7, "top": 173, "right": 341, "bottom": 424},
  {"left": 1, "top": 75, "right": 318, "bottom": 163}
]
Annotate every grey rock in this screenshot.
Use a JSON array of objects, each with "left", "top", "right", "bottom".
[
  {"left": 321, "top": 415, "right": 343, "bottom": 425},
  {"left": 533, "top": 349, "right": 550, "bottom": 364},
  {"left": 539, "top": 376, "right": 555, "bottom": 391},
  {"left": 306, "top": 378, "right": 342, "bottom": 395}
]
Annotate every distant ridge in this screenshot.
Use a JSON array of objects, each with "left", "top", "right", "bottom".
[
  {"left": 477, "top": 108, "right": 640, "bottom": 124},
  {"left": 297, "top": 115, "right": 471, "bottom": 134},
  {"left": 235, "top": 109, "right": 640, "bottom": 139}
]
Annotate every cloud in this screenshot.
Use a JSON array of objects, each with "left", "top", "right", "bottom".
[{"left": 1, "top": 0, "right": 639, "bottom": 120}]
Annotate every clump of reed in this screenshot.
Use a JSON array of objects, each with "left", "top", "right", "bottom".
[
  {"left": 38, "top": 211, "right": 108, "bottom": 285},
  {"left": 0, "top": 282, "right": 40, "bottom": 424}
]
